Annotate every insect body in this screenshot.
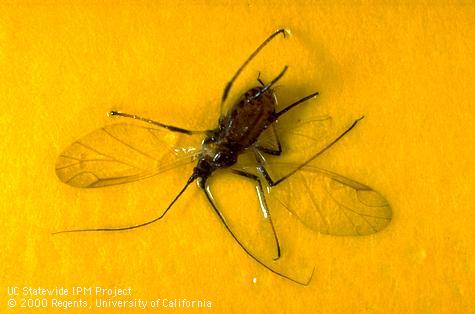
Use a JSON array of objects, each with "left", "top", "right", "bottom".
[
  {"left": 196, "top": 73, "right": 297, "bottom": 181},
  {"left": 55, "top": 29, "right": 392, "bottom": 285},
  {"left": 201, "top": 87, "right": 277, "bottom": 170}
]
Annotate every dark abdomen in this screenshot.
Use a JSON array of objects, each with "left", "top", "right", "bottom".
[{"left": 220, "top": 87, "right": 276, "bottom": 151}]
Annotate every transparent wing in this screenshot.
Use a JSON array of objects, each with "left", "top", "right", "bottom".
[
  {"left": 55, "top": 123, "right": 203, "bottom": 188},
  {"left": 266, "top": 164, "right": 392, "bottom": 236},
  {"left": 256, "top": 114, "right": 335, "bottom": 169}
]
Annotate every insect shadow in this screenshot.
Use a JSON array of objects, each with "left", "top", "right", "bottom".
[{"left": 54, "top": 29, "right": 392, "bottom": 285}]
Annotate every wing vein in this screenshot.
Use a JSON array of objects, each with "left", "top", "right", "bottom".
[
  {"left": 287, "top": 132, "right": 322, "bottom": 143},
  {"left": 323, "top": 184, "right": 378, "bottom": 233},
  {"left": 102, "top": 127, "right": 160, "bottom": 162},
  {"left": 75, "top": 141, "right": 145, "bottom": 171},
  {"left": 66, "top": 171, "right": 99, "bottom": 187},
  {"left": 301, "top": 173, "right": 330, "bottom": 232}
]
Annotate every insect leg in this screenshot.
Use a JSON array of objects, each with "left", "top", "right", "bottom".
[
  {"left": 258, "top": 117, "right": 365, "bottom": 186},
  {"left": 273, "top": 91, "right": 320, "bottom": 120},
  {"left": 52, "top": 174, "right": 197, "bottom": 234},
  {"left": 230, "top": 169, "right": 281, "bottom": 260},
  {"left": 202, "top": 181, "right": 314, "bottom": 285},
  {"left": 108, "top": 111, "right": 208, "bottom": 135},
  {"left": 220, "top": 28, "right": 289, "bottom": 118},
  {"left": 255, "top": 125, "right": 282, "bottom": 156}
]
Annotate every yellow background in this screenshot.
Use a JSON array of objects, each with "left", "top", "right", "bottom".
[{"left": 1, "top": 1, "right": 474, "bottom": 313}]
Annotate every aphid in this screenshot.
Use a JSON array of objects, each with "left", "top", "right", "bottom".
[{"left": 55, "top": 29, "right": 392, "bottom": 285}]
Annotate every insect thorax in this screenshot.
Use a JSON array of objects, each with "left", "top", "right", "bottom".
[{"left": 200, "top": 138, "right": 238, "bottom": 169}]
